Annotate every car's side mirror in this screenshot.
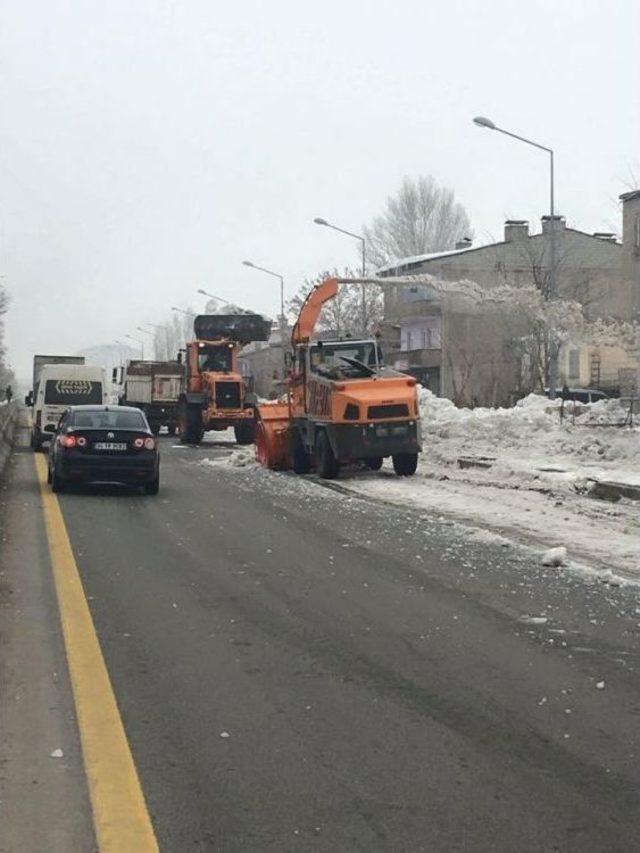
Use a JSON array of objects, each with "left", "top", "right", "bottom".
[
  {"left": 112, "top": 367, "right": 118, "bottom": 382},
  {"left": 24, "top": 392, "right": 33, "bottom": 407}
]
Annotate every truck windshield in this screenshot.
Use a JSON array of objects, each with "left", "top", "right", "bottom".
[
  {"left": 198, "top": 345, "right": 233, "bottom": 373},
  {"left": 310, "top": 341, "right": 381, "bottom": 378},
  {"left": 44, "top": 380, "right": 103, "bottom": 405}
]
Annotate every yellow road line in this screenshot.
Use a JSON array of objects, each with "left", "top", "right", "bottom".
[{"left": 35, "top": 454, "right": 158, "bottom": 852}]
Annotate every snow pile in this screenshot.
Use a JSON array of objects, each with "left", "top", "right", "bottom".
[{"left": 418, "top": 388, "right": 639, "bottom": 465}]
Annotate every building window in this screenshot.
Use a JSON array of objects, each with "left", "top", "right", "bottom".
[
  {"left": 568, "top": 349, "right": 580, "bottom": 379},
  {"left": 635, "top": 214, "right": 640, "bottom": 250}
]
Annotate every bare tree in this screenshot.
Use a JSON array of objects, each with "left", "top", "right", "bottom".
[
  {"left": 287, "top": 267, "right": 383, "bottom": 337},
  {"left": 0, "top": 284, "right": 14, "bottom": 391},
  {"left": 363, "top": 176, "right": 472, "bottom": 268}
]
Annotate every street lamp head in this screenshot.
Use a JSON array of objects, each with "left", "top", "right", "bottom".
[
  {"left": 242, "top": 260, "right": 255, "bottom": 268},
  {"left": 197, "top": 288, "right": 207, "bottom": 295},
  {"left": 314, "top": 217, "right": 329, "bottom": 226},
  {"left": 473, "top": 116, "right": 496, "bottom": 130}
]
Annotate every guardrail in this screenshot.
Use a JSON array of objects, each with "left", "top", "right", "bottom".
[{"left": 558, "top": 395, "right": 639, "bottom": 427}]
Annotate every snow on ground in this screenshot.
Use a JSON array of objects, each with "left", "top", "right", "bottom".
[{"left": 345, "top": 390, "right": 640, "bottom": 582}]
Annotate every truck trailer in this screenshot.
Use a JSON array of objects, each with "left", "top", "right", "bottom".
[{"left": 113, "top": 360, "right": 184, "bottom": 435}]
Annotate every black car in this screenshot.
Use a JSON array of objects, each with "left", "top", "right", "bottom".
[{"left": 47, "top": 405, "right": 160, "bottom": 494}]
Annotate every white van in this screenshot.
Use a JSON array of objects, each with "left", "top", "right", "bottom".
[{"left": 31, "top": 364, "right": 107, "bottom": 450}]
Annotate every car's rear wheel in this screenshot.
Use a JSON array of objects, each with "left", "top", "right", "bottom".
[
  {"left": 392, "top": 452, "right": 418, "bottom": 476},
  {"left": 51, "top": 464, "right": 66, "bottom": 493},
  {"left": 316, "top": 431, "right": 339, "bottom": 480},
  {"left": 144, "top": 473, "right": 160, "bottom": 495},
  {"left": 46, "top": 460, "right": 52, "bottom": 484}
]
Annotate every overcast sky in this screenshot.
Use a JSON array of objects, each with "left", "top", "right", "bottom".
[{"left": 2, "top": 0, "right": 639, "bottom": 379}]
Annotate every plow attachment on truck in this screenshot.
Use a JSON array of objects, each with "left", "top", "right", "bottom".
[{"left": 254, "top": 276, "right": 422, "bottom": 479}]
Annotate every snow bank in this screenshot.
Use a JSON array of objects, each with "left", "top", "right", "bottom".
[{"left": 418, "top": 388, "right": 639, "bottom": 465}]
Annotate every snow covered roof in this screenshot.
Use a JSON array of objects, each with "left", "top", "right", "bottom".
[{"left": 376, "top": 246, "right": 478, "bottom": 275}]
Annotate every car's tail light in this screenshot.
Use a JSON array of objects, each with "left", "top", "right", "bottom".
[
  {"left": 76, "top": 436, "right": 87, "bottom": 448},
  {"left": 133, "top": 437, "right": 145, "bottom": 449},
  {"left": 144, "top": 437, "right": 155, "bottom": 450},
  {"left": 60, "top": 435, "right": 77, "bottom": 448},
  {"left": 133, "top": 436, "right": 155, "bottom": 450}
]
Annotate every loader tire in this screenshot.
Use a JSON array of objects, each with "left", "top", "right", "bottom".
[
  {"left": 179, "top": 402, "right": 204, "bottom": 445},
  {"left": 316, "top": 431, "right": 339, "bottom": 480},
  {"left": 392, "top": 452, "right": 418, "bottom": 476},
  {"left": 234, "top": 420, "right": 255, "bottom": 445},
  {"left": 291, "top": 430, "right": 311, "bottom": 475}
]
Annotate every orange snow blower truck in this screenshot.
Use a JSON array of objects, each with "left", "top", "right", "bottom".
[
  {"left": 255, "top": 277, "right": 421, "bottom": 478},
  {"left": 178, "top": 313, "right": 271, "bottom": 445}
]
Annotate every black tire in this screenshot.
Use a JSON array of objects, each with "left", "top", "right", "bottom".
[
  {"left": 144, "top": 473, "right": 160, "bottom": 495},
  {"left": 47, "top": 461, "right": 52, "bottom": 484},
  {"left": 365, "top": 456, "right": 383, "bottom": 471},
  {"left": 292, "top": 429, "right": 311, "bottom": 474},
  {"left": 31, "top": 430, "right": 43, "bottom": 452},
  {"left": 234, "top": 420, "right": 255, "bottom": 446},
  {"left": 179, "top": 402, "right": 204, "bottom": 445},
  {"left": 51, "top": 463, "right": 66, "bottom": 493},
  {"left": 316, "top": 431, "right": 339, "bottom": 480},
  {"left": 392, "top": 453, "right": 418, "bottom": 476}
]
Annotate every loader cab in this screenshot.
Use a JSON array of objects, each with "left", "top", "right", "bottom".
[{"left": 197, "top": 342, "right": 235, "bottom": 374}]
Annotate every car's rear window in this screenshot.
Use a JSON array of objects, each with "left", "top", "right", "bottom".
[{"left": 69, "top": 410, "right": 147, "bottom": 430}]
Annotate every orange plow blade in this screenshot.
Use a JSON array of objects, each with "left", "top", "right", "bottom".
[{"left": 255, "top": 401, "right": 292, "bottom": 470}]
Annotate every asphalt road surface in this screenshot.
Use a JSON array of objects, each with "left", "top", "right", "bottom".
[{"left": 3, "top": 424, "right": 640, "bottom": 851}]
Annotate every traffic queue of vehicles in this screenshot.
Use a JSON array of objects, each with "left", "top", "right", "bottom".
[{"left": 24, "top": 277, "right": 424, "bottom": 495}]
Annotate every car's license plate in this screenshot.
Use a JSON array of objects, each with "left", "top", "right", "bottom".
[{"left": 93, "top": 442, "right": 127, "bottom": 451}]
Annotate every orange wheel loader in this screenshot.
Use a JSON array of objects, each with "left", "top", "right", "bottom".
[
  {"left": 255, "top": 277, "right": 422, "bottom": 478},
  {"left": 178, "top": 313, "right": 271, "bottom": 445}
]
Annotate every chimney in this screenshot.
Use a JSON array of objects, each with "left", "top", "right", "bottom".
[
  {"left": 455, "top": 236, "right": 473, "bottom": 250},
  {"left": 541, "top": 214, "right": 566, "bottom": 235},
  {"left": 504, "top": 220, "right": 529, "bottom": 242}
]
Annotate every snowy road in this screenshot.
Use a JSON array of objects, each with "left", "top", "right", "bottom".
[{"left": 3, "top": 426, "right": 640, "bottom": 851}]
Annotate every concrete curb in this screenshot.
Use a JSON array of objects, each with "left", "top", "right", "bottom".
[{"left": 0, "top": 403, "right": 19, "bottom": 478}]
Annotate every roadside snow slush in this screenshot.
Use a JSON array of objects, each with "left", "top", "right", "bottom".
[{"left": 196, "top": 393, "right": 640, "bottom": 582}]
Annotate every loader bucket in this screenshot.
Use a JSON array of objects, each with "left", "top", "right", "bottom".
[
  {"left": 255, "top": 401, "right": 291, "bottom": 470},
  {"left": 193, "top": 314, "right": 272, "bottom": 345}
]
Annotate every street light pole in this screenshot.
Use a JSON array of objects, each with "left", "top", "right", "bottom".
[
  {"left": 242, "top": 261, "right": 284, "bottom": 327},
  {"left": 171, "top": 306, "right": 196, "bottom": 317},
  {"left": 125, "top": 334, "right": 144, "bottom": 360},
  {"left": 314, "top": 217, "right": 367, "bottom": 336},
  {"left": 141, "top": 322, "right": 171, "bottom": 360},
  {"left": 137, "top": 326, "right": 160, "bottom": 360},
  {"left": 196, "top": 288, "right": 232, "bottom": 307},
  {"left": 473, "top": 116, "right": 559, "bottom": 398}
]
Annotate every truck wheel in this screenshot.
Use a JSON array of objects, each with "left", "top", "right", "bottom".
[
  {"left": 292, "top": 430, "right": 311, "bottom": 474},
  {"left": 316, "top": 431, "right": 339, "bottom": 480},
  {"left": 179, "top": 403, "right": 204, "bottom": 445},
  {"left": 365, "top": 456, "right": 383, "bottom": 471},
  {"left": 392, "top": 453, "right": 418, "bottom": 476},
  {"left": 234, "top": 420, "right": 255, "bottom": 445}
]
